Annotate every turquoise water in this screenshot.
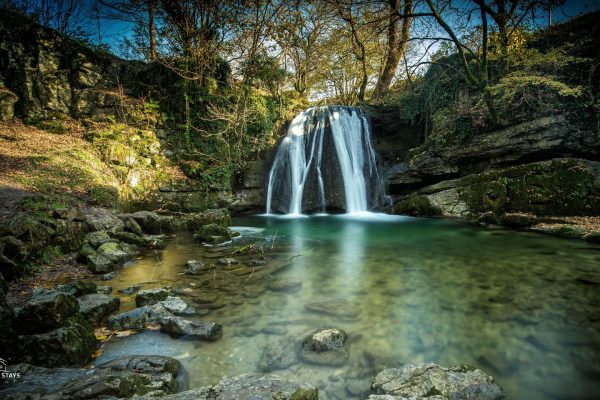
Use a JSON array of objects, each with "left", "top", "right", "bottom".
[{"left": 95, "top": 214, "right": 600, "bottom": 399}]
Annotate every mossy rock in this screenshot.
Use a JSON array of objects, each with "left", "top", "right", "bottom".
[
  {"left": 194, "top": 223, "right": 232, "bottom": 244},
  {"left": 392, "top": 195, "right": 442, "bottom": 217},
  {"left": 554, "top": 224, "right": 585, "bottom": 238},
  {"left": 459, "top": 180, "right": 507, "bottom": 214},
  {"left": 501, "top": 212, "right": 538, "bottom": 228}
]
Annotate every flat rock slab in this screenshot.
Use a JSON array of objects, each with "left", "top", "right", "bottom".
[
  {"left": 371, "top": 363, "right": 504, "bottom": 400},
  {"left": 0, "top": 355, "right": 182, "bottom": 399},
  {"left": 17, "top": 290, "right": 79, "bottom": 334},
  {"left": 305, "top": 298, "right": 360, "bottom": 319},
  {"left": 160, "top": 316, "right": 223, "bottom": 340}
]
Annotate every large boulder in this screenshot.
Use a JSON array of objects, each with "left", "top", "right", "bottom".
[
  {"left": 136, "top": 287, "right": 171, "bottom": 307},
  {"left": 78, "top": 293, "right": 120, "bottom": 325},
  {"left": 371, "top": 363, "right": 504, "bottom": 400},
  {"left": 96, "top": 241, "right": 139, "bottom": 264},
  {"left": 159, "top": 316, "right": 223, "bottom": 340},
  {"left": 184, "top": 208, "right": 232, "bottom": 230},
  {"left": 18, "top": 315, "right": 97, "bottom": 367},
  {"left": 79, "top": 207, "right": 124, "bottom": 233},
  {"left": 300, "top": 327, "right": 349, "bottom": 366},
  {"left": 0, "top": 355, "right": 182, "bottom": 399},
  {"left": 17, "top": 290, "right": 79, "bottom": 334},
  {"left": 118, "top": 211, "right": 164, "bottom": 234},
  {"left": 194, "top": 223, "right": 232, "bottom": 244}
]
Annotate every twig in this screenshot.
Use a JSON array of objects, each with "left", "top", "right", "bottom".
[
  {"left": 289, "top": 253, "right": 303, "bottom": 262},
  {"left": 271, "top": 230, "right": 278, "bottom": 250}
]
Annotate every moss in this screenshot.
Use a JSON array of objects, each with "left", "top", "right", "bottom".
[
  {"left": 290, "top": 388, "right": 319, "bottom": 400},
  {"left": 392, "top": 195, "right": 443, "bottom": 217},
  {"left": 459, "top": 179, "right": 507, "bottom": 214},
  {"left": 554, "top": 224, "right": 585, "bottom": 238}
]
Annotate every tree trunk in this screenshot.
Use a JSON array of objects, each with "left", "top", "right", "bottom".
[
  {"left": 371, "top": 0, "right": 413, "bottom": 101},
  {"left": 148, "top": 0, "right": 156, "bottom": 60}
]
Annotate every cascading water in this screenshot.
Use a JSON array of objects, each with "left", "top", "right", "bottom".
[{"left": 266, "top": 106, "right": 386, "bottom": 215}]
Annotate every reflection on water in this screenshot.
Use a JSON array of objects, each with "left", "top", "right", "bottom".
[{"left": 94, "top": 215, "right": 600, "bottom": 400}]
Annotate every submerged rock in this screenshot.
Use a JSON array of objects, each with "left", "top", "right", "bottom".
[
  {"left": 136, "top": 287, "right": 171, "bottom": 307},
  {"left": 78, "top": 293, "right": 120, "bottom": 325},
  {"left": 18, "top": 315, "right": 97, "bottom": 367},
  {"left": 185, "top": 259, "right": 207, "bottom": 275},
  {"left": 305, "top": 298, "right": 360, "bottom": 319},
  {"left": 300, "top": 327, "right": 349, "bottom": 366},
  {"left": 17, "top": 290, "right": 79, "bottom": 334},
  {"left": 0, "top": 355, "right": 182, "bottom": 399},
  {"left": 269, "top": 279, "right": 302, "bottom": 293},
  {"left": 258, "top": 338, "right": 298, "bottom": 372},
  {"left": 371, "top": 363, "right": 504, "bottom": 399},
  {"left": 159, "top": 315, "right": 223, "bottom": 340}
]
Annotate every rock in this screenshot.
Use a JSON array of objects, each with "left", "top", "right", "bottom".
[
  {"left": 118, "top": 285, "right": 142, "bottom": 295},
  {"left": 300, "top": 327, "right": 349, "bottom": 366},
  {"left": 17, "top": 290, "right": 79, "bottom": 334},
  {"left": 392, "top": 195, "right": 443, "bottom": 217},
  {"left": 111, "top": 231, "right": 146, "bottom": 247},
  {"left": 101, "top": 272, "right": 116, "bottom": 280},
  {"left": 107, "top": 303, "right": 171, "bottom": 330},
  {"left": 501, "top": 212, "right": 538, "bottom": 228},
  {"left": 185, "top": 259, "right": 207, "bottom": 275},
  {"left": 78, "top": 294, "right": 120, "bottom": 325},
  {"left": 195, "top": 223, "right": 231, "bottom": 244},
  {"left": 85, "top": 230, "right": 114, "bottom": 248},
  {"left": 136, "top": 287, "right": 171, "bottom": 307},
  {"left": 144, "top": 234, "right": 166, "bottom": 249},
  {"left": 57, "top": 280, "right": 97, "bottom": 297},
  {"left": 305, "top": 298, "right": 360, "bottom": 319},
  {"left": 477, "top": 211, "right": 500, "bottom": 225},
  {"left": 124, "top": 217, "right": 143, "bottom": 236},
  {"left": 161, "top": 296, "right": 196, "bottom": 316},
  {"left": 217, "top": 257, "right": 238, "bottom": 265},
  {"left": 554, "top": 224, "right": 585, "bottom": 238},
  {"left": 96, "top": 241, "right": 139, "bottom": 263},
  {"left": 18, "top": 314, "right": 97, "bottom": 367},
  {"left": 159, "top": 316, "right": 223, "bottom": 340},
  {"left": 269, "top": 280, "right": 302, "bottom": 292},
  {"left": 258, "top": 338, "right": 298, "bottom": 372},
  {"left": 0, "top": 292, "right": 17, "bottom": 360},
  {"left": 0, "top": 87, "right": 18, "bottom": 121},
  {"left": 85, "top": 251, "right": 113, "bottom": 273},
  {"left": 184, "top": 208, "right": 232, "bottom": 230},
  {"left": 97, "top": 285, "right": 112, "bottom": 294},
  {"left": 79, "top": 207, "right": 124, "bottom": 233},
  {"left": 371, "top": 363, "right": 504, "bottom": 399},
  {"left": 249, "top": 259, "right": 268, "bottom": 267},
  {"left": 583, "top": 232, "right": 600, "bottom": 243},
  {"left": 119, "top": 211, "right": 164, "bottom": 234},
  {"left": 0, "top": 355, "right": 182, "bottom": 399},
  {"left": 151, "top": 375, "right": 318, "bottom": 400}
]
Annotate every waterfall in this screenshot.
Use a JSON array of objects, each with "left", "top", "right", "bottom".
[{"left": 266, "top": 106, "right": 385, "bottom": 215}]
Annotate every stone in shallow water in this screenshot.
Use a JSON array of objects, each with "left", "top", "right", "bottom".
[
  {"left": 300, "top": 327, "right": 349, "bottom": 366},
  {"left": 107, "top": 303, "right": 171, "bottom": 330},
  {"left": 217, "top": 257, "right": 239, "bottom": 265},
  {"left": 136, "top": 287, "right": 171, "bottom": 307},
  {"left": 101, "top": 272, "right": 116, "bottom": 281},
  {"left": 96, "top": 285, "right": 112, "bottom": 294},
  {"left": 57, "top": 280, "right": 97, "bottom": 297},
  {"left": 159, "top": 315, "right": 223, "bottom": 340},
  {"left": 269, "top": 279, "right": 302, "bottom": 292},
  {"left": 371, "top": 363, "right": 504, "bottom": 400},
  {"left": 161, "top": 296, "right": 196, "bottom": 316},
  {"left": 118, "top": 285, "right": 141, "bottom": 295},
  {"left": 78, "top": 293, "right": 120, "bottom": 325},
  {"left": 258, "top": 338, "right": 298, "bottom": 372},
  {"left": 305, "top": 298, "right": 360, "bottom": 319},
  {"left": 185, "top": 259, "right": 207, "bottom": 274}
]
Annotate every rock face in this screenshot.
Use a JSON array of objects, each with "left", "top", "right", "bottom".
[
  {"left": 149, "top": 375, "right": 318, "bottom": 400},
  {"left": 300, "top": 327, "right": 349, "bottom": 366},
  {"left": 371, "top": 363, "right": 504, "bottom": 400},
  {"left": 0, "top": 355, "right": 182, "bottom": 399},
  {"left": 392, "top": 158, "right": 600, "bottom": 218}
]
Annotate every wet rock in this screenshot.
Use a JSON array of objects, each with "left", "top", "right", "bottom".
[
  {"left": 101, "top": 271, "right": 116, "bottom": 280},
  {"left": 17, "top": 290, "right": 79, "bottom": 334},
  {"left": 501, "top": 213, "right": 538, "bottom": 228},
  {"left": 305, "top": 298, "right": 360, "bottom": 319},
  {"left": 554, "top": 224, "right": 585, "bottom": 238},
  {"left": 84, "top": 251, "right": 113, "bottom": 273},
  {"left": 258, "top": 338, "right": 298, "bottom": 372},
  {"left": 161, "top": 296, "right": 196, "bottom": 316},
  {"left": 300, "top": 327, "right": 349, "bottom": 366},
  {"left": 185, "top": 259, "right": 207, "bottom": 275},
  {"left": 85, "top": 230, "right": 114, "bottom": 248},
  {"left": 118, "top": 285, "right": 142, "bottom": 295},
  {"left": 78, "top": 293, "right": 120, "bottom": 325},
  {"left": 217, "top": 257, "right": 238, "bottom": 265},
  {"left": 195, "top": 223, "right": 232, "bottom": 244},
  {"left": 111, "top": 231, "right": 146, "bottom": 247},
  {"left": 0, "top": 355, "right": 182, "bottom": 399},
  {"left": 248, "top": 259, "right": 268, "bottom": 267},
  {"left": 136, "top": 287, "right": 171, "bottom": 307},
  {"left": 18, "top": 314, "right": 97, "bottom": 367},
  {"left": 57, "top": 280, "right": 97, "bottom": 297},
  {"left": 269, "top": 279, "right": 302, "bottom": 293},
  {"left": 97, "top": 285, "right": 112, "bottom": 294},
  {"left": 371, "top": 363, "right": 504, "bottom": 399},
  {"left": 144, "top": 234, "right": 166, "bottom": 249},
  {"left": 107, "top": 303, "right": 171, "bottom": 330},
  {"left": 159, "top": 316, "right": 223, "bottom": 340}
]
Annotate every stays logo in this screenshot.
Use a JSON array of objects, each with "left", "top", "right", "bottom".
[{"left": 0, "top": 358, "right": 22, "bottom": 379}]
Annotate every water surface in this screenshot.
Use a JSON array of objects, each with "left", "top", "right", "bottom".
[{"left": 95, "top": 215, "right": 600, "bottom": 400}]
